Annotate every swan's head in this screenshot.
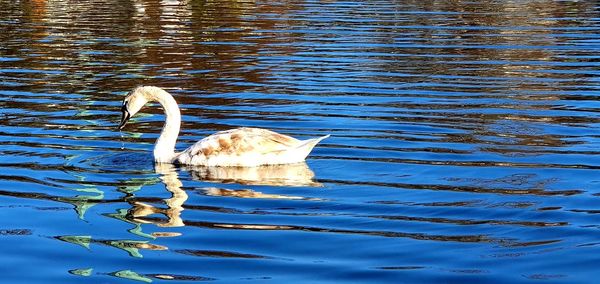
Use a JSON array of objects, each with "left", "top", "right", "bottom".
[{"left": 118, "top": 86, "right": 157, "bottom": 130}]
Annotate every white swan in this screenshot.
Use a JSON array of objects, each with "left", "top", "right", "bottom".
[{"left": 118, "top": 86, "right": 329, "bottom": 166}]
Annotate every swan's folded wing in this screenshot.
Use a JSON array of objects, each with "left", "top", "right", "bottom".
[{"left": 189, "top": 127, "right": 300, "bottom": 157}]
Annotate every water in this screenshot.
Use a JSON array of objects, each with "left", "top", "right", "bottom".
[{"left": 1, "top": 0, "right": 599, "bottom": 282}]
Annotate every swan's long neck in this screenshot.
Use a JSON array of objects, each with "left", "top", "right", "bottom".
[{"left": 150, "top": 90, "right": 181, "bottom": 163}]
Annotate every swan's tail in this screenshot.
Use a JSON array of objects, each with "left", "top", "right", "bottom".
[{"left": 294, "top": 134, "right": 330, "bottom": 161}]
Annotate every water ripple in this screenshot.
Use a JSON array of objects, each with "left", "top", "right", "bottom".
[{"left": 0, "top": 0, "right": 599, "bottom": 283}]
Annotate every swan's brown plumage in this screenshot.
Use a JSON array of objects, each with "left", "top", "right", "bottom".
[
  {"left": 189, "top": 128, "right": 298, "bottom": 157},
  {"left": 176, "top": 127, "right": 328, "bottom": 166}
]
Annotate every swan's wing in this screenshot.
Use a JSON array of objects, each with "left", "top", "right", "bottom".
[
  {"left": 188, "top": 127, "right": 300, "bottom": 157},
  {"left": 177, "top": 127, "right": 329, "bottom": 166}
]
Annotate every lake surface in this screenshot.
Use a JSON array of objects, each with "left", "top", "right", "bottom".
[{"left": 1, "top": 0, "right": 599, "bottom": 283}]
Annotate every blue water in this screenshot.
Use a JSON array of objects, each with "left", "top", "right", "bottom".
[{"left": 1, "top": 0, "right": 600, "bottom": 283}]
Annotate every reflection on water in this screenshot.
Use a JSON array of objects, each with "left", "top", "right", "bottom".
[
  {"left": 183, "top": 162, "right": 321, "bottom": 187},
  {"left": 202, "top": 187, "right": 312, "bottom": 200},
  {"left": 134, "top": 163, "right": 187, "bottom": 228},
  {"left": 128, "top": 162, "right": 320, "bottom": 228},
  {"left": 1, "top": 0, "right": 600, "bottom": 283}
]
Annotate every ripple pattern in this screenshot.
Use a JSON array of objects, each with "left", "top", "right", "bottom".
[{"left": 0, "top": 0, "right": 599, "bottom": 283}]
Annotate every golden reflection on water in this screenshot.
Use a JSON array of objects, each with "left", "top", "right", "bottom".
[{"left": 3, "top": 0, "right": 597, "bottom": 157}]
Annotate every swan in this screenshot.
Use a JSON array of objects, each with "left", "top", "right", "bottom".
[{"left": 118, "top": 86, "right": 329, "bottom": 167}]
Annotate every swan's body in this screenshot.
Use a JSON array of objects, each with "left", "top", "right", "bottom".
[{"left": 118, "top": 86, "right": 329, "bottom": 166}]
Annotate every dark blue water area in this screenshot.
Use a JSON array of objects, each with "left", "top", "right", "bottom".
[{"left": 1, "top": 0, "right": 600, "bottom": 283}]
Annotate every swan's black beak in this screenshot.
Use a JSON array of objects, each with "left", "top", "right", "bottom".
[{"left": 118, "top": 104, "right": 130, "bottom": 130}]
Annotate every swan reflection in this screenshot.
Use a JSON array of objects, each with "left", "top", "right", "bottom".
[
  {"left": 129, "top": 163, "right": 188, "bottom": 227},
  {"left": 182, "top": 162, "right": 322, "bottom": 187},
  {"left": 59, "top": 163, "right": 323, "bottom": 258},
  {"left": 203, "top": 187, "right": 306, "bottom": 200},
  {"left": 129, "top": 162, "right": 321, "bottom": 228}
]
